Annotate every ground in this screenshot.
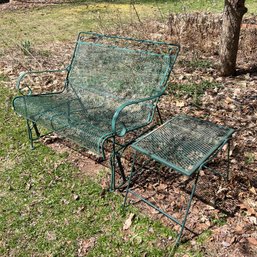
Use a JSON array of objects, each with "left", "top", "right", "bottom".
[{"left": 0, "top": 1, "right": 256, "bottom": 256}]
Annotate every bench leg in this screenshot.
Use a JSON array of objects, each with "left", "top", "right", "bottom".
[
  {"left": 110, "top": 137, "right": 117, "bottom": 192},
  {"left": 110, "top": 137, "right": 127, "bottom": 192},
  {"left": 202, "top": 139, "right": 232, "bottom": 181},
  {"left": 26, "top": 120, "right": 34, "bottom": 149},
  {"left": 26, "top": 120, "right": 40, "bottom": 150},
  {"left": 110, "top": 154, "right": 116, "bottom": 192},
  {"left": 123, "top": 151, "right": 137, "bottom": 208},
  {"left": 33, "top": 121, "right": 40, "bottom": 138}
]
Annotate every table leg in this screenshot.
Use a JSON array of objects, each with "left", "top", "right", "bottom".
[
  {"left": 123, "top": 156, "right": 201, "bottom": 252},
  {"left": 174, "top": 171, "right": 200, "bottom": 248},
  {"left": 226, "top": 140, "right": 231, "bottom": 181}
]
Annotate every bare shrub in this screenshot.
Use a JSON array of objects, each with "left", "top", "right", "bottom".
[
  {"left": 168, "top": 13, "right": 257, "bottom": 67},
  {"left": 169, "top": 12, "right": 222, "bottom": 55},
  {"left": 239, "top": 26, "right": 257, "bottom": 66}
]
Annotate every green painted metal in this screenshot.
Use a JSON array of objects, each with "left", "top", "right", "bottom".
[
  {"left": 12, "top": 32, "right": 180, "bottom": 190},
  {"left": 132, "top": 115, "right": 234, "bottom": 176},
  {"left": 123, "top": 115, "right": 234, "bottom": 251}
]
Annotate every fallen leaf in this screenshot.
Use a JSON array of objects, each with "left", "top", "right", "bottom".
[
  {"left": 123, "top": 213, "right": 135, "bottom": 230},
  {"left": 199, "top": 170, "right": 205, "bottom": 176},
  {"left": 25, "top": 182, "right": 32, "bottom": 191},
  {"left": 46, "top": 231, "right": 56, "bottom": 241},
  {"left": 238, "top": 203, "right": 257, "bottom": 216},
  {"left": 78, "top": 237, "right": 96, "bottom": 256},
  {"left": 175, "top": 100, "right": 185, "bottom": 107},
  {"left": 73, "top": 194, "right": 80, "bottom": 200},
  {"left": 249, "top": 187, "right": 256, "bottom": 195},
  {"left": 230, "top": 236, "right": 237, "bottom": 245},
  {"left": 247, "top": 237, "right": 257, "bottom": 246},
  {"left": 235, "top": 225, "right": 244, "bottom": 234}
]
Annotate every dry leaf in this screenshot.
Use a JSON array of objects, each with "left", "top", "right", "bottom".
[
  {"left": 73, "top": 194, "right": 80, "bottom": 200},
  {"left": 78, "top": 237, "right": 96, "bottom": 257},
  {"left": 123, "top": 213, "right": 135, "bottom": 230},
  {"left": 175, "top": 100, "right": 185, "bottom": 107},
  {"left": 234, "top": 225, "right": 244, "bottom": 233},
  {"left": 249, "top": 187, "right": 256, "bottom": 195},
  {"left": 46, "top": 231, "right": 57, "bottom": 241},
  {"left": 247, "top": 237, "right": 257, "bottom": 246},
  {"left": 238, "top": 203, "right": 257, "bottom": 216}
]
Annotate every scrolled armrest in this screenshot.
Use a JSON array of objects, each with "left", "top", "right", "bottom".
[
  {"left": 16, "top": 71, "right": 33, "bottom": 95},
  {"left": 112, "top": 94, "right": 162, "bottom": 136},
  {"left": 16, "top": 67, "right": 69, "bottom": 95}
]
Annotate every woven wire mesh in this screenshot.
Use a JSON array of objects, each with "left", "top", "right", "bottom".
[
  {"left": 13, "top": 32, "right": 179, "bottom": 155},
  {"left": 133, "top": 115, "right": 234, "bottom": 175}
]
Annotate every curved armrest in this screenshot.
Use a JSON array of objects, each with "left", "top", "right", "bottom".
[
  {"left": 16, "top": 67, "right": 69, "bottom": 95},
  {"left": 112, "top": 93, "right": 163, "bottom": 136}
]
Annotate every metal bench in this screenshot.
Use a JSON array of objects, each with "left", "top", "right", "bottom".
[{"left": 12, "top": 32, "right": 180, "bottom": 190}]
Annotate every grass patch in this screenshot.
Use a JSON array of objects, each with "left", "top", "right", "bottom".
[
  {"left": 210, "top": 213, "right": 227, "bottom": 227},
  {"left": 0, "top": 73, "right": 9, "bottom": 82},
  {"left": 169, "top": 80, "right": 222, "bottom": 106},
  {"left": 1, "top": 1, "right": 256, "bottom": 51},
  {"left": 20, "top": 40, "right": 33, "bottom": 56},
  {"left": 179, "top": 58, "right": 213, "bottom": 70},
  {"left": 0, "top": 4, "right": 96, "bottom": 49},
  {"left": 196, "top": 230, "right": 212, "bottom": 244},
  {"left": 244, "top": 152, "right": 256, "bottom": 164},
  {"left": 0, "top": 85, "right": 206, "bottom": 256}
]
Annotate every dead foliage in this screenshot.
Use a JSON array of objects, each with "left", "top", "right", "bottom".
[{"left": 168, "top": 12, "right": 257, "bottom": 67}]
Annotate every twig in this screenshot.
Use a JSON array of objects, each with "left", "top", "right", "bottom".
[
  {"left": 130, "top": 0, "right": 143, "bottom": 24},
  {"left": 155, "top": 0, "right": 165, "bottom": 22}
]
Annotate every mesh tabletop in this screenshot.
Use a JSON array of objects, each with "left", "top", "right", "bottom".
[{"left": 132, "top": 115, "right": 234, "bottom": 176}]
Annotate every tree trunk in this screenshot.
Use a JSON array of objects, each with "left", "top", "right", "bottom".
[
  {"left": 0, "top": 0, "right": 10, "bottom": 3},
  {"left": 219, "top": 0, "right": 247, "bottom": 76}
]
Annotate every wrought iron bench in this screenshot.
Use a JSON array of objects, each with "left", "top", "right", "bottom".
[{"left": 12, "top": 32, "right": 180, "bottom": 190}]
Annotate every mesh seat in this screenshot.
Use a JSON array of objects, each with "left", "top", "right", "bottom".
[
  {"left": 132, "top": 115, "right": 234, "bottom": 176},
  {"left": 13, "top": 91, "right": 119, "bottom": 152}
]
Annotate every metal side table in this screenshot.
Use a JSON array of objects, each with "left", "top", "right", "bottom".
[{"left": 123, "top": 115, "right": 234, "bottom": 250}]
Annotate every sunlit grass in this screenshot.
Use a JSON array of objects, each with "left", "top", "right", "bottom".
[{"left": 1, "top": 0, "right": 256, "bottom": 51}]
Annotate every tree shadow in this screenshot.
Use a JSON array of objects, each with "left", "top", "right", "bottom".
[
  {"left": 121, "top": 158, "right": 245, "bottom": 245},
  {"left": 236, "top": 64, "right": 257, "bottom": 76}
]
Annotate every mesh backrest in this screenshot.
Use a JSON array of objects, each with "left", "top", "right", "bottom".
[{"left": 68, "top": 32, "right": 180, "bottom": 101}]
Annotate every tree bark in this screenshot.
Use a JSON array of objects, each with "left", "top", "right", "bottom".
[
  {"left": 219, "top": 0, "right": 247, "bottom": 76},
  {"left": 0, "top": 0, "right": 11, "bottom": 3}
]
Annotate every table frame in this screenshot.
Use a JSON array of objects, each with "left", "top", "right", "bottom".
[{"left": 123, "top": 131, "right": 233, "bottom": 252}]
